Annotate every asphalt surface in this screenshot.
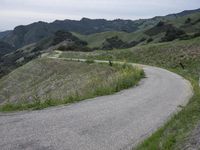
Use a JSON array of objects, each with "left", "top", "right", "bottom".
[{"left": 0, "top": 60, "right": 193, "bottom": 150}]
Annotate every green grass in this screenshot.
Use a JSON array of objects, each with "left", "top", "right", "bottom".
[
  {"left": 72, "top": 31, "right": 149, "bottom": 48},
  {"left": 85, "top": 59, "right": 95, "bottom": 64},
  {"left": 0, "top": 59, "right": 144, "bottom": 112},
  {"left": 71, "top": 11, "right": 200, "bottom": 49},
  {"left": 58, "top": 36, "right": 200, "bottom": 149}
]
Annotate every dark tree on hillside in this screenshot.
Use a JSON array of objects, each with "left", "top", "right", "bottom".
[
  {"left": 52, "top": 31, "right": 74, "bottom": 45},
  {"left": 161, "top": 28, "right": 186, "bottom": 42},
  {"left": 156, "top": 21, "right": 165, "bottom": 27},
  {"left": 185, "top": 18, "right": 191, "bottom": 24},
  {"left": 147, "top": 38, "right": 153, "bottom": 43},
  {"left": 102, "top": 36, "right": 127, "bottom": 50}
]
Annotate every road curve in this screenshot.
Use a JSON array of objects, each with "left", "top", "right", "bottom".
[{"left": 0, "top": 60, "right": 193, "bottom": 150}]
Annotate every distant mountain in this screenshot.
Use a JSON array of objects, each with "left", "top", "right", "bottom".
[
  {"left": 0, "top": 30, "right": 11, "bottom": 39},
  {"left": 1, "top": 8, "right": 200, "bottom": 50},
  {"left": 1, "top": 19, "right": 138, "bottom": 49},
  {"left": 0, "top": 31, "right": 89, "bottom": 77},
  {"left": 166, "top": 8, "right": 200, "bottom": 17},
  {"left": 0, "top": 8, "right": 200, "bottom": 78},
  {"left": 0, "top": 41, "right": 14, "bottom": 56}
]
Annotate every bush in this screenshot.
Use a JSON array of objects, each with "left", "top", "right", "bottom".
[
  {"left": 193, "top": 31, "right": 200, "bottom": 38},
  {"left": 185, "top": 18, "right": 191, "bottom": 24},
  {"left": 161, "top": 28, "right": 186, "bottom": 42},
  {"left": 147, "top": 38, "right": 153, "bottom": 43},
  {"left": 85, "top": 59, "right": 94, "bottom": 64},
  {"left": 139, "top": 37, "right": 147, "bottom": 42},
  {"left": 179, "top": 31, "right": 200, "bottom": 41},
  {"left": 102, "top": 36, "right": 127, "bottom": 50},
  {"left": 57, "top": 45, "right": 91, "bottom": 52},
  {"left": 156, "top": 21, "right": 165, "bottom": 27}
]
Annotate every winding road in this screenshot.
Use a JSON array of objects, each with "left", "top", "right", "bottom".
[{"left": 0, "top": 58, "right": 193, "bottom": 150}]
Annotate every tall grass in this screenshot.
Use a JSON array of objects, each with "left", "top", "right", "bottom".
[
  {"left": 0, "top": 63, "right": 144, "bottom": 112},
  {"left": 88, "top": 64, "right": 144, "bottom": 96}
]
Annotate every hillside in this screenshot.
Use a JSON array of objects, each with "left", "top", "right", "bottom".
[
  {"left": 0, "top": 58, "right": 115, "bottom": 103},
  {"left": 0, "top": 57, "right": 143, "bottom": 112},
  {"left": 73, "top": 10, "right": 200, "bottom": 49},
  {"left": 0, "top": 41, "right": 14, "bottom": 56},
  {"left": 0, "top": 30, "right": 11, "bottom": 39},
  {"left": 1, "top": 8, "right": 199, "bottom": 79},
  {"left": 1, "top": 19, "right": 138, "bottom": 49},
  {"left": 0, "top": 8, "right": 199, "bottom": 50},
  {"left": 0, "top": 8, "right": 199, "bottom": 80},
  {"left": 57, "top": 36, "right": 200, "bottom": 149},
  {"left": 0, "top": 31, "right": 89, "bottom": 78},
  {"left": 0, "top": 6, "right": 200, "bottom": 150}
]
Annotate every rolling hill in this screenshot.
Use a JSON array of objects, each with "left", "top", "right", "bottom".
[
  {"left": 0, "top": 58, "right": 117, "bottom": 104},
  {"left": 0, "top": 8, "right": 199, "bottom": 50},
  {"left": 57, "top": 35, "right": 200, "bottom": 150},
  {"left": 0, "top": 30, "right": 89, "bottom": 78},
  {"left": 0, "top": 8, "right": 200, "bottom": 80},
  {"left": 0, "top": 7, "right": 200, "bottom": 150}
]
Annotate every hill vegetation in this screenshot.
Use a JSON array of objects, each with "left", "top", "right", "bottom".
[
  {"left": 0, "top": 58, "right": 144, "bottom": 111},
  {"left": 58, "top": 36, "right": 200, "bottom": 150},
  {"left": 0, "top": 8, "right": 199, "bottom": 79},
  {"left": 0, "top": 41, "right": 14, "bottom": 56},
  {"left": 0, "top": 30, "right": 90, "bottom": 78},
  {"left": 0, "top": 7, "right": 199, "bottom": 149},
  {"left": 0, "top": 8, "right": 199, "bottom": 50}
]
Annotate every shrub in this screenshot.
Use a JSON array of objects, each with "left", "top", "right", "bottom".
[
  {"left": 156, "top": 21, "right": 165, "bottom": 27},
  {"left": 185, "top": 18, "right": 191, "bottom": 24},
  {"left": 85, "top": 59, "right": 94, "bottom": 64},
  {"left": 161, "top": 28, "right": 186, "bottom": 42},
  {"left": 102, "top": 36, "right": 127, "bottom": 50},
  {"left": 57, "top": 45, "right": 91, "bottom": 52},
  {"left": 147, "top": 38, "right": 153, "bottom": 43}
]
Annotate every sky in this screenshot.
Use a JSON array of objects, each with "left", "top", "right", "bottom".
[{"left": 0, "top": 0, "right": 200, "bottom": 31}]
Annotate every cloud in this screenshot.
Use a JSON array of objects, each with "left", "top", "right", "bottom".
[{"left": 0, "top": 0, "right": 200, "bottom": 31}]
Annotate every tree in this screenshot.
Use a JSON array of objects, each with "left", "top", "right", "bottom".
[{"left": 185, "top": 18, "right": 191, "bottom": 24}]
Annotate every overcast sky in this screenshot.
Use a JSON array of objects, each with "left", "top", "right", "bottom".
[{"left": 0, "top": 0, "right": 200, "bottom": 31}]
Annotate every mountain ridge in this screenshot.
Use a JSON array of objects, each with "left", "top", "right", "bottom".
[
  {"left": 0, "top": 8, "right": 199, "bottom": 78},
  {"left": 1, "top": 8, "right": 199, "bottom": 49}
]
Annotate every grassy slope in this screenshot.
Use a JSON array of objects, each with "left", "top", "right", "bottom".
[
  {"left": 0, "top": 58, "right": 144, "bottom": 112},
  {"left": 72, "top": 11, "right": 200, "bottom": 49},
  {"left": 168, "top": 11, "right": 200, "bottom": 33},
  {"left": 58, "top": 37, "right": 200, "bottom": 149},
  {"left": 72, "top": 31, "right": 148, "bottom": 48}
]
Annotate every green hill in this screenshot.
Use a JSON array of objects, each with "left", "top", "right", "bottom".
[
  {"left": 0, "top": 30, "right": 90, "bottom": 78},
  {"left": 0, "top": 7, "right": 200, "bottom": 149},
  {"left": 0, "top": 58, "right": 114, "bottom": 104},
  {"left": 0, "top": 57, "right": 143, "bottom": 111},
  {"left": 72, "top": 9, "right": 200, "bottom": 49},
  {"left": 0, "top": 8, "right": 199, "bottom": 79},
  {"left": 58, "top": 36, "right": 200, "bottom": 150},
  {"left": 0, "top": 8, "right": 199, "bottom": 50}
]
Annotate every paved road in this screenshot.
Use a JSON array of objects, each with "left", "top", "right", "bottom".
[{"left": 0, "top": 60, "right": 193, "bottom": 150}]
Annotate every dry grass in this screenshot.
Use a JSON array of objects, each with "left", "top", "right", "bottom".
[{"left": 0, "top": 58, "right": 144, "bottom": 112}]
